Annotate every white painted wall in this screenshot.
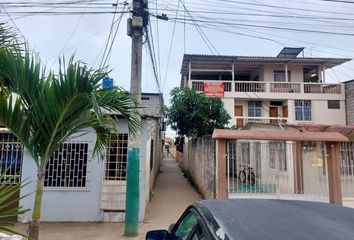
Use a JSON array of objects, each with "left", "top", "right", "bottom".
[
  {"left": 288, "top": 99, "right": 346, "bottom": 125},
  {"left": 19, "top": 118, "right": 161, "bottom": 222},
  {"left": 263, "top": 64, "right": 303, "bottom": 83},
  {"left": 19, "top": 129, "right": 103, "bottom": 222}
]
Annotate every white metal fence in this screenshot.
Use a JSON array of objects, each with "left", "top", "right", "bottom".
[
  {"left": 0, "top": 133, "right": 23, "bottom": 184},
  {"left": 227, "top": 140, "right": 329, "bottom": 201},
  {"left": 340, "top": 142, "right": 354, "bottom": 197}
]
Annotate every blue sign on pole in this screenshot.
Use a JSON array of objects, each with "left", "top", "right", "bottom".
[{"left": 102, "top": 77, "right": 114, "bottom": 90}]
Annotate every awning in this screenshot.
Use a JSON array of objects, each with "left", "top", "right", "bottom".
[{"left": 212, "top": 129, "right": 348, "bottom": 142}]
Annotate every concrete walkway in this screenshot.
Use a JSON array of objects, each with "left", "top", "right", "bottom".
[{"left": 14, "top": 156, "right": 201, "bottom": 240}]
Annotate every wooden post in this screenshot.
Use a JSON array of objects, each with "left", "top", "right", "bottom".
[
  {"left": 215, "top": 139, "right": 227, "bottom": 199},
  {"left": 326, "top": 142, "right": 342, "bottom": 205},
  {"left": 293, "top": 142, "right": 304, "bottom": 194}
]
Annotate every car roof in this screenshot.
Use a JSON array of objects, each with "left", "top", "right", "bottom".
[{"left": 194, "top": 199, "right": 354, "bottom": 240}]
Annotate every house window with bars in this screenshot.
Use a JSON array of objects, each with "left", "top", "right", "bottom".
[
  {"left": 44, "top": 143, "right": 88, "bottom": 188},
  {"left": 0, "top": 133, "right": 23, "bottom": 184},
  {"left": 248, "top": 101, "right": 262, "bottom": 117},
  {"left": 295, "top": 100, "right": 312, "bottom": 121},
  {"left": 269, "top": 141, "right": 287, "bottom": 171},
  {"left": 105, "top": 133, "right": 128, "bottom": 181}
]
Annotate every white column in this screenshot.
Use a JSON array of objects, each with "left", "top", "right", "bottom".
[
  {"left": 322, "top": 65, "right": 326, "bottom": 83},
  {"left": 232, "top": 61, "right": 235, "bottom": 81},
  {"left": 285, "top": 64, "right": 289, "bottom": 82},
  {"left": 188, "top": 60, "right": 191, "bottom": 83}
]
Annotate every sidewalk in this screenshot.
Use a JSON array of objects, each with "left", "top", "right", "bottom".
[{"left": 14, "top": 156, "right": 201, "bottom": 240}]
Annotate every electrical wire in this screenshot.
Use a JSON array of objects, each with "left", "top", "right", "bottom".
[{"left": 162, "top": 0, "right": 180, "bottom": 91}]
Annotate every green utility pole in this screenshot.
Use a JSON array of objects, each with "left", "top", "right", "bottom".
[{"left": 125, "top": 0, "right": 148, "bottom": 236}]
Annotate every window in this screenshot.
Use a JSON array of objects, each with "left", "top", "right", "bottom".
[
  {"left": 191, "top": 225, "right": 207, "bottom": 240},
  {"left": 105, "top": 133, "right": 128, "bottom": 181},
  {"left": 270, "top": 101, "right": 283, "bottom": 106},
  {"left": 295, "top": 100, "right": 312, "bottom": 121},
  {"left": 328, "top": 100, "right": 340, "bottom": 109},
  {"left": 192, "top": 82, "right": 204, "bottom": 91},
  {"left": 269, "top": 142, "right": 287, "bottom": 171},
  {"left": 248, "top": 101, "right": 262, "bottom": 117},
  {"left": 0, "top": 133, "right": 23, "bottom": 184},
  {"left": 274, "top": 70, "right": 291, "bottom": 82},
  {"left": 174, "top": 211, "right": 198, "bottom": 240},
  {"left": 44, "top": 143, "right": 88, "bottom": 188}
]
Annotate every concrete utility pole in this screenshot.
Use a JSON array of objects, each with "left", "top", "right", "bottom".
[{"left": 125, "top": 0, "right": 148, "bottom": 236}]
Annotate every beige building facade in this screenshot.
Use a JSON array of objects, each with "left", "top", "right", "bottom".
[{"left": 180, "top": 48, "right": 350, "bottom": 127}]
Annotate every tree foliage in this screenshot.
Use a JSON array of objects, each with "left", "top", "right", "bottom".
[
  {"left": 167, "top": 87, "right": 230, "bottom": 137},
  {"left": 0, "top": 48, "right": 141, "bottom": 240},
  {"left": 0, "top": 23, "right": 21, "bottom": 49}
]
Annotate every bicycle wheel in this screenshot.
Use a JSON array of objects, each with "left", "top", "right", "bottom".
[
  {"left": 239, "top": 170, "right": 246, "bottom": 184},
  {"left": 249, "top": 172, "right": 256, "bottom": 185}
]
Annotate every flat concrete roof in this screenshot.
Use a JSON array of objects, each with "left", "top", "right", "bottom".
[{"left": 212, "top": 129, "right": 348, "bottom": 142}]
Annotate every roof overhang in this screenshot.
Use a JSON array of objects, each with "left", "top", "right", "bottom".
[
  {"left": 212, "top": 129, "right": 348, "bottom": 142},
  {"left": 180, "top": 54, "right": 351, "bottom": 75}
]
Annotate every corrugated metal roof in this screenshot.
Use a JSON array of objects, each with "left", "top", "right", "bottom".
[{"left": 180, "top": 53, "right": 352, "bottom": 74}]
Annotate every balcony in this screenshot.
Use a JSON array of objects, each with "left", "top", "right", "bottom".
[
  {"left": 233, "top": 116, "right": 289, "bottom": 128},
  {"left": 190, "top": 80, "right": 343, "bottom": 97}
]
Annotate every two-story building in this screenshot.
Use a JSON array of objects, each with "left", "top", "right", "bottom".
[
  {"left": 178, "top": 48, "right": 354, "bottom": 207},
  {"left": 180, "top": 48, "right": 351, "bottom": 127}
]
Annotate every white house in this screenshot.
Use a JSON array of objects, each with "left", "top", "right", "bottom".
[{"left": 0, "top": 93, "right": 164, "bottom": 222}]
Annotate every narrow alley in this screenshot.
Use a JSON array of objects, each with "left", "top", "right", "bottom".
[{"left": 14, "top": 156, "right": 201, "bottom": 240}]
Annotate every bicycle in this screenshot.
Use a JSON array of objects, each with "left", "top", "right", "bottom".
[{"left": 238, "top": 164, "right": 256, "bottom": 185}]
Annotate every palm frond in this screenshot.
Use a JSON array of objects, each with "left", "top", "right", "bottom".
[
  {"left": 1, "top": 49, "right": 141, "bottom": 171},
  {"left": 0, "top": 23, "right": 22, "bottom": 49},
  {"left": 0, "top": 167, "right": 29, "bottom": 237}
]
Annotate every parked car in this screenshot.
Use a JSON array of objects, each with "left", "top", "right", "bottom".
[{"left": 146, "top": 199, "right": 354, "bottom": 240}]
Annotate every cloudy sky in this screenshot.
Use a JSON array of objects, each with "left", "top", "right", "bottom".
[{"left": 1, "top": 0, "right": 354, "bottom": 105}]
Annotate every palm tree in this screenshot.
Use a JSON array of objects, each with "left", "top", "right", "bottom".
[{"left": 0, "top": 48, "right": 141, "bottom": 240}]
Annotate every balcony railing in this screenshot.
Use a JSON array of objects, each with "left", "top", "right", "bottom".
[
  {"left": 191, "top": 81, "right": 232, "bottom": 92},
  {"left": 234, "top": 116, "right": 288, "bottom": 128},
  {"left": 270, "top": 83, "right": 301, "bottom": 93},
  {"left": 235, "top": 81, "right": 266, "bottom": 92},
  {"left": 304, "top": 83, "right": 341, "bottom": 94},
  {"left": 190, "top": 80, "right": 343, "bottom": 95}
]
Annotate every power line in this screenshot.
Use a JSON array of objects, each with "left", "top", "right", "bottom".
[
  {"left": 0, "top": 3, "right": 28, "bottom": 45},
  {"left": 179, "top": 0, "right": 219, "bottom": 54},
  {"left": 99, "top": 1, "right": 126, "bottom": 68},
  {"left": 51, "top": 0, "right": 92, "bottom": 69},
  {"left": 172, "top": 17, "right": 354, "bottom": 37},
  {"left": 145, "top": 28, "right": 162, "bottom": 93},
  {"left": 162, "top": 0, "right": 180, "bottom": 92}
]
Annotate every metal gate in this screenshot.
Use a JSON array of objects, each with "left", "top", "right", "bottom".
[
  {"left": 227, "top": 140, "right": 329, "bottom": 201},
  {"left": 100, "top": 133, "right": 128, "bottom": 212}
]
